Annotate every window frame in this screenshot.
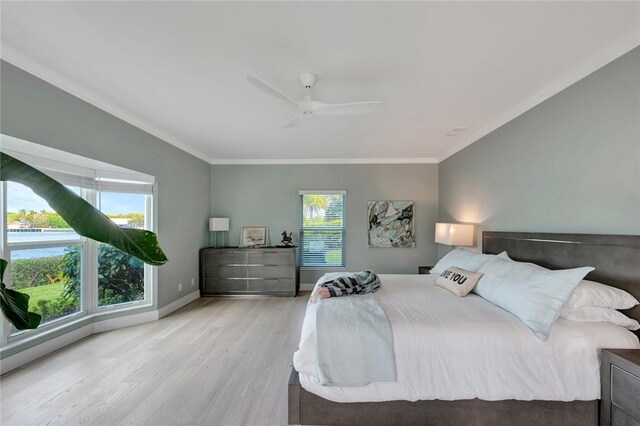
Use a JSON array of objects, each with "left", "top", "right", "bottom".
[
  {"left": 299, "top": 190, "right": 347, "bottom": 269},
  {"left": 0, "top": 153, "right": 156, "bottom": 347}
]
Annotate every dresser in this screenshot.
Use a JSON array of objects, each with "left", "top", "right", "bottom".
[
  {"left": 601, "top": 349, "right": 640, "bottom": 426},
  {"left": 199, "top": 247, "right": 299, "bottom": 297}
]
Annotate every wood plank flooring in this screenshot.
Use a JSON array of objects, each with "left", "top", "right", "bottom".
[{"left": 0, "top": 294, "right": 309, "bottom": 426}]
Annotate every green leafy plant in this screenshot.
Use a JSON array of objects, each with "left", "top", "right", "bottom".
[
  {"left": 63, "top": 245, "right": 144, "bottom": 306},
  {"left": 0, "top": 259, "right": 42, "bottom": 330},
  {"left": 0, "top": 152, "right": 168, "bottom": 330}
]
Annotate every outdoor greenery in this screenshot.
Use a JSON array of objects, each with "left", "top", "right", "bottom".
[
  {"left": 7, "top": 210, "right": 145, "bottom": 229},
  {"left": 11, "top": 256, "right": 66, "bottom": 289},
  {"left": 7, "top": 245, "right": 144, "bottom": 324},
  {"left": 7, "top": 210, "right": 69, "bottom": 229},
  {"left": 302, "top": 195, "right": 343, "bottom": 227},
  {"left": 20, "top": 282, "right": 78, "bottom": 324},
  {"left": 64, "top": 245, "right": 144, "bottom": 306}
]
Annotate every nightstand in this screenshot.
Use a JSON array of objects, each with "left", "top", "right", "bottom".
[
  {"left": 601, "top": 349, "right": 640, "bottom": 426},
  {"left": 418, "top": 266, "right": 433, "bottom": 274}
]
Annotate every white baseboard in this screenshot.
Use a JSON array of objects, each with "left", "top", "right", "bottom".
[
  {"left": 1, "top": 292, "right": 201, "bottom": 374},
  {"left": 93, "top": 310, "right": 159, "bottom": 334},
  {"left": 157, "top": 290, "right": 200, "bottom": 319},
  {"left": 300, "top": 283, "right": 315, "bottom": 291}
]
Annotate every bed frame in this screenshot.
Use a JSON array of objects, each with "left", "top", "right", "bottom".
[{"left": 288, "top": 231, "right": 640, "bottom": 425}]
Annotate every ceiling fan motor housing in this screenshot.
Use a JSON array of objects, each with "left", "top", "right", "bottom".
[{"left": 299, "top": 73, "right": 318, "bottom": 88}]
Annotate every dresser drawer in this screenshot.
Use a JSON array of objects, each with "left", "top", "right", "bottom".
[
  {"left": 248, "top": 265, "right": 294, "bottom": 279},
  {"left": 204, "top": 251, "right": 247, "bottom": 265},
  {"left": 203, "top": 265, "right": 247, "bottom": 279},
  {"left": 248, "top": 250, "right": 293, "bottom": 266},
  {"left": 247, "top": 278, "right": 293, "bottom": 293},
  {"left": 203, "top": 278, "right": 247, "bottom": 293},
  {"left": 612, "top": 365, "right": 640, "bottom": 421}
]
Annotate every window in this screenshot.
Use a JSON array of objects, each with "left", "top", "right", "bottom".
[
  {"left": 299, "top": 191, "right": 345, "bottom": 267},
  {"left": 1, "top": 140, "right": 155, "bottom": 344},
  {"left": 97, "top": 192, "right": 147, "bottom": 307},
  {"left": 5, "top": 182, "right": 84, "bottom": 335}
]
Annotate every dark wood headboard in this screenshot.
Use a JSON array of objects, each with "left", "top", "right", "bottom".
[{"left": 482, "top": 232, "right": 640, "bottom": 334}]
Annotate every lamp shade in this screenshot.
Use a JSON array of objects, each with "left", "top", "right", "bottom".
[
  {"left": 435, "top": 223, "right": 474, "bottom": 246},
  {"left": 209, "top": 217, "right": 229, "bottom": 232}
]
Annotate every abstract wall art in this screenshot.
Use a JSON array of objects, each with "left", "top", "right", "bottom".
[{"left": 367, "top": 201, "right": 415, "bottom": 248}]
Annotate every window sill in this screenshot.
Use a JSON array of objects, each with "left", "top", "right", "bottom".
[{"left": 1, "top": 302, "right": 153, "bottom": 357}]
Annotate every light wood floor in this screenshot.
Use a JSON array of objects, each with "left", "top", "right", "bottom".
[{"left": 0, "top": 294, "right": 309, "bottom": 426}]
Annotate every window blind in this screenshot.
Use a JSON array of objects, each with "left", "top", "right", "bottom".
[
  {"left": 3, "top": 149, "right": 155, "bottom": 194},
  {"left": 300, "top": 193, "right": 346, "bottom": 267}
]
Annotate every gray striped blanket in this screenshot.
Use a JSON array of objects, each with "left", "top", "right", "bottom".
[{"left": 311, "top": 270, "right": 380, "bottom": 302}]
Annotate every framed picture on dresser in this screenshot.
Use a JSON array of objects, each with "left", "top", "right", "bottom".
[{"left": 240, "top": 225, "right": 268, "bottom": 247}]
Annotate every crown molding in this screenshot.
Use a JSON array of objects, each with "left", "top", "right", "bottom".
[
  {"left": 1, "top": 44, "right": 213, "bottom": 163},
  {"left": 208, "top": 157, "right": 438, "bottom": 165},
  {"left": 4, "top": 25, "right": 638, "bottom": 167},
  {"left": 436, "top": 29, "right": 640, "bottom": 162}
]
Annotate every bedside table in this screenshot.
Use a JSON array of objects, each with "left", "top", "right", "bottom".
[
  {"left": 418, "top": 266, "right": 433, "bottom": 275},
  {"left": 601, "top": 349, "right": 640, "bottom": 426}
]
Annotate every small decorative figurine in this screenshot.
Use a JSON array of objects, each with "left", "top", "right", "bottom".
[{"left": 278, "top": 231, "right": 294, "bottom": 247}]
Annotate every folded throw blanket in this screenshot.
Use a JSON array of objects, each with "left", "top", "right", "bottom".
[
  {"left": 311, "top": 270, "right": 380, "bottom": 302},
  {"left": 316, "top": 292, "right": 397, "bottom": 387}
]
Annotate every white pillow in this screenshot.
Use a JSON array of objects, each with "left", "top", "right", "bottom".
[
  {"left": 561, "top": 306, "right": 640, "bottom": 330},
  {"left": 476, "top": 257, "right": 594, "bottom": 341},
  {"left": 567, "top": 280, "right": 638, "bottom": 310},
  {"left": 435, "top": 267, "right": 483, "bottom": 297},
  {"left": 431, "top": 249, "right": 508, "bottom": 275},
  {"left": 498, "top": 254, "right": 638, "bottom": 310}
]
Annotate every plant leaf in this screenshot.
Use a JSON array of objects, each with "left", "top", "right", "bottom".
[
  {"left": 0, "top": 152, "right": 168, "bottom": 266},
  {"left": 0, "top": 282, "right": 42, "bottom": 330},
  {"left": 0, "top": 258, "right": 6, "bottom": 281}
]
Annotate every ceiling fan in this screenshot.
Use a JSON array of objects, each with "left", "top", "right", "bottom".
[{"left": 247, "top": 73, "right": 382, "bottom": 128}]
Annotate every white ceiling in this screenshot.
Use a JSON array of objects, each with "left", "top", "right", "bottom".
[{"left": 2, "top": 1, "right": 639, "bottom": 164}]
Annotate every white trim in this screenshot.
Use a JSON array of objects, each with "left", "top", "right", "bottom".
[
  {"left": 157, "top": 290, "right": 200, "bottom": 319},
  {"left": 299, "top": 190, "right": 347, "bottom": 195},
  {"left": 1, "top": 44, "right": 212, "bottom": 163},
  {"left": 210, "top": 157, "right": 439, "bottom": 165},
  {"left": 92, "top": 309, "right": 157, "bottom": 333},
  {"left": 300, "top": 283, "right": 316, "bottom": 291},
  {"left": 0, "top": 292, "right": 200, "bottom": 374},
  {"left": 437, "top": 29, "right": 640, "bottom": 161}
]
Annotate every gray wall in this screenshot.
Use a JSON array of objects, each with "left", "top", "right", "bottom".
[
  {"left": 1, "top": 61, "right": 210, "bottom": 309},
  {"left": 210, "top": 164, "right": 439, "bottom": 283},
  {"left": 439, "top": 46, "right": 640, "bottom": 248}
]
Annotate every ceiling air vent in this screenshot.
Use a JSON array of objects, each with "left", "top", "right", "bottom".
[{"left": 445, "top": 127, "right": 469, "bottom": 137}]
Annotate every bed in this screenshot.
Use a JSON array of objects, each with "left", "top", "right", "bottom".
[{"left": 288, "top": 232, "right": 640, "bottom": 425}]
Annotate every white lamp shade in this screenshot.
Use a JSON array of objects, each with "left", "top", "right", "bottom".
[
  {"left": 209, "top": 217, "right": 229, "bottom": 232},
  {"left": 435, "top": 223, "right": 474, "bottom": 246}
]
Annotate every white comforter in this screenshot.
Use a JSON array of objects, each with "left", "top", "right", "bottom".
[{"left": 293, "top": 274, "right": 640, "bottom": 403}]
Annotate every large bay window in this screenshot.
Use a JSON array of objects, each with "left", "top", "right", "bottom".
[{"left": 0, "top": 138, "right": 156, "bottom": 346}]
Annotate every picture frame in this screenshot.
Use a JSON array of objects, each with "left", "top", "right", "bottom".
[{"left": 240, "top": 225, "right": 269, "bottom": 247}]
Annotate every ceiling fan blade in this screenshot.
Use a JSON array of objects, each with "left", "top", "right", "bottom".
[
  {"left": 313, "top": 101, "right": 382, "bottom": 116},
  {"left": 247, "top": 74, "right": 299, "bottom": 107},
  {"left": 283, "top": 116, "right": 302, "bottom": 128}
]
